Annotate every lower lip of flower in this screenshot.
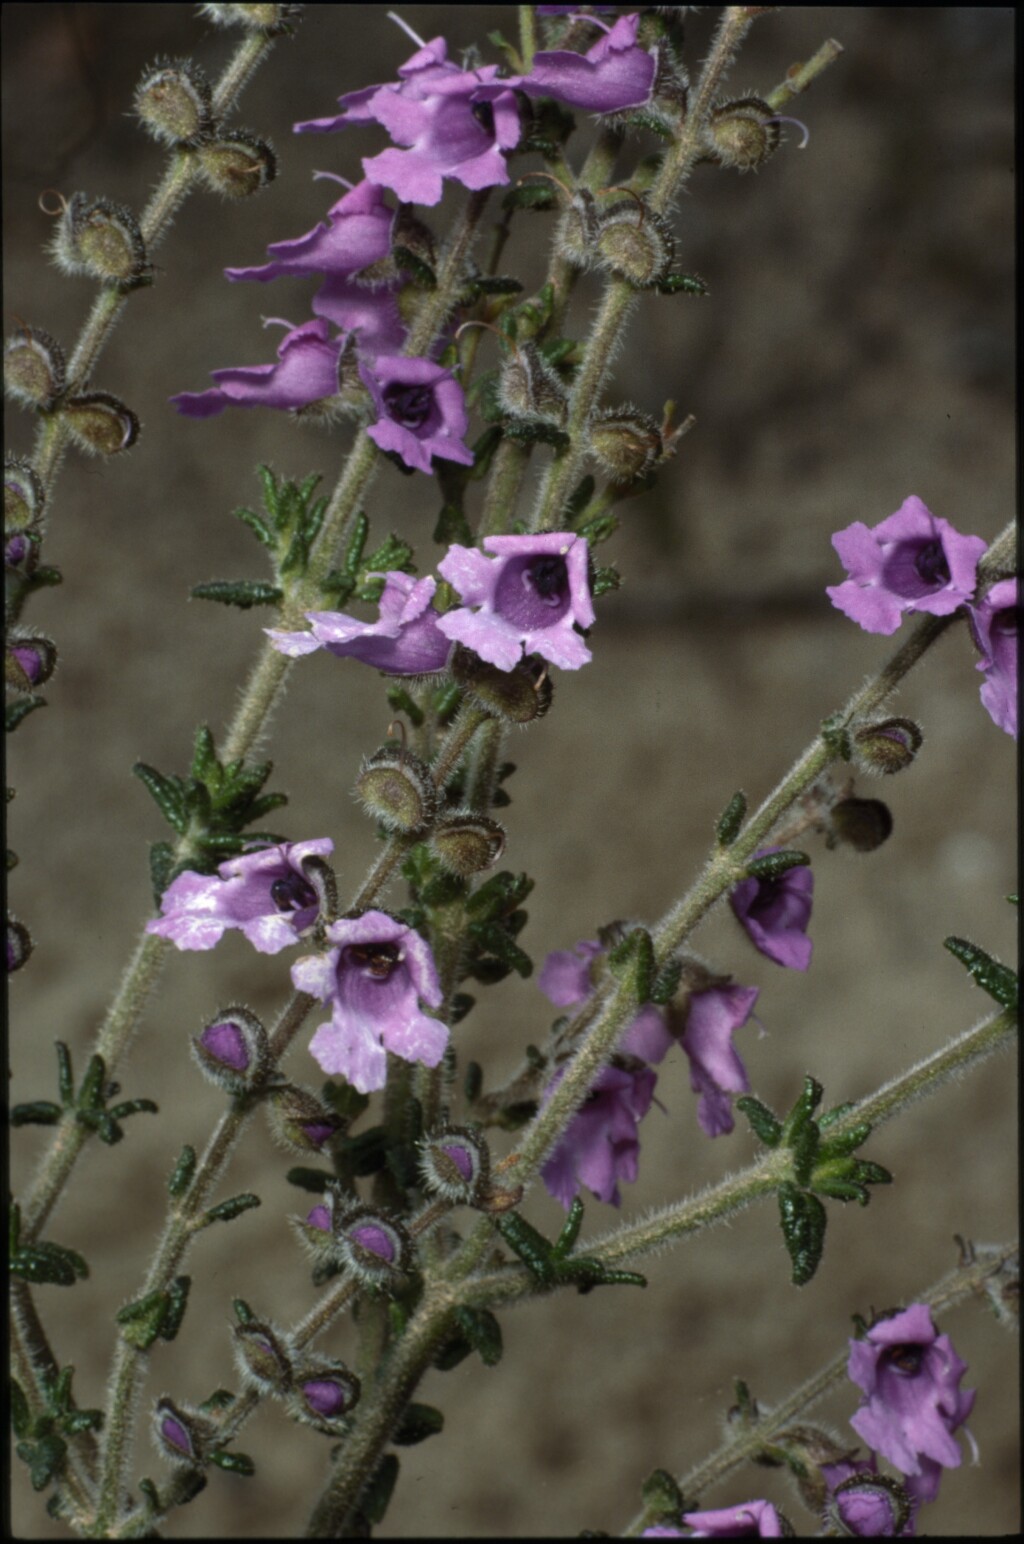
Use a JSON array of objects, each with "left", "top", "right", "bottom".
[{"left": 494, "top": 554, "right": 571, "bottom": 628}]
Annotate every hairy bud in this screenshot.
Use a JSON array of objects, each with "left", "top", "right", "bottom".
[
  {"left": 233, "top": 1320, "right": 294, "bottom": 1394},
  {"left": 497, "top": 340, "right": 567, "bottom": 427},
  {"left": 196, "top": 129, "right": 277, "bottom": 198},
  {"left": 354, "top": 746, "right": 437, "bottom": 834},
  {"left": 152, "top": 1396, "right": 214, "bottom": 1467},
  {"left": 595, "top": 195, "right": 675, "bottom": 288},
  {"left": 705, "top": 97, "right": 781, "bottom": 171},
  {"left": 61, "top": 392, "right": 139, "bottom": 456},
  {"left": 420, "top": 1124, "right": 490, "bottom": 1204},
  {"left": 199, "top": 2, "right": 303, "bottom": 34},
  {"left": 336, "top": 1205, "right": 412, "bottom": 1286},
  {"left": 4, "top": 455, "right": 46, "bottom": 530},
  {"left": 287, "top": 1360, "right": 362, "bottom": 1429},
  {"left": 135, "top": 58, "right": 213, "bottom": 146},
  {"left": 5, "top": 632, "right": 56, "bottom": 692},
  {"left": 4, "top": 328, "right": 66, "bottom": 410},
  {"left": 828, "top": 796, "right": 893, "bottom": 853},
  {"left": 430, "top": 813, "right": 506, "bottom": 878},
  {"left": 48, "top": 194, "right": 149, "bottom": 285},
  {"left": 588, "top": 405, "right": 662, "bottom": 483},
  {"left": 264, "top": 1083, "right": 342, "bottom": 1153},
  {"left": 191, "top": 1005, "right": 271, "bottom": 1094},
  {"left": 6, "top": 915, "right": 33, "bottom": 974},
  {"left": 450, "top": 646, "right": 553, "bottom": 724},
  {"left": 851, "top": 716, "right": 923, "bottom": 776}
]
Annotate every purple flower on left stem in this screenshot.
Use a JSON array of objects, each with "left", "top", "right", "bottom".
[
  {"left": 967, "top": 577, "right": 1018, "bottom": 738},
  {"left": 729, "top": 850, "right": 813, "bottom": 971},
  {"left": 360, "top": 355, "right": 474, "bottom": 473},
  {"left": 438, "top": 532, "right": 595, "bottom": 672},
  {"left": 679, "top": 983, "right": 759, "bottom": 1138},
  {"left": 826, "top": 496, "right": 986, "bottom": 636},
  {"left": 681, "top": 1500, "right": 788, "bottom": 1537},
  {"left": 291, "top": 910, "right": 446, "bottom": 1093},
  {"left": 847, "top": 1303, "right": 976, "bottom": 1504},
  {"left": 520, "top": 12, "right": 657, "bottom": 113},
  {"left": 171, "top": 318, "right": 345, "bottom": 418},
  {"left": 146, "top": 839, "right": 333, "bottom": 953},
  {"left": 267, "top": 571, "right": 452, "bottom": 676}
]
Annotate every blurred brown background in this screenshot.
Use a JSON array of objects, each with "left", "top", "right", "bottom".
[{"left": 5, "top": 6, "right": 1016, "bottom": 1537}]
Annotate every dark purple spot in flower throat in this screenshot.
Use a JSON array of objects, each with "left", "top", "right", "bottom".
[
  {"left": 345, "top": 942, "right": 402, "bottom": 980},
  {"left": 494, "top": 553, "right": 571, "bottom": 630},
  {"left": 471, "top": 101, "right": 495, "bottom": 137},
  {"left": 883, "top": 1343, "right": 925, "bottom": 1376},
  {"left": 913, "top": 540, "right": 950, "bottom": 587},
  {"left": 270, "top": 873, "right": 318, "bottom": 913},
  {"left": 991, "top": 606, "right": 1018, "bottom": 638},
  {"left": 746, "top": 878, "right": 782, "bottom": 920},
  {"left": 384, "top": 382, "right": 434, "bottom": 430}
]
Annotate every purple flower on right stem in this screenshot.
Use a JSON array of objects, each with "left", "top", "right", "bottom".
[
  {"left": 847, "top": 1303, "right": 976, "bottom": 1504},
  {"left": 729, "top": 849, "right": 813, "bottom": 971},
  {"left": 967, "top": 577, "right": 1018, "bottom": 738},
  {"left": 826, "top": 497, "right": 986, "bottom": 636}
]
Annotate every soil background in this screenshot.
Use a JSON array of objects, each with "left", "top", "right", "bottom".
[{"left": 5, "top": 6, "right": 1017, "bottom": 1538}]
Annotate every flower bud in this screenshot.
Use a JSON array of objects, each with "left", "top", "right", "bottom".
[
  {"left": 199, "top": 2, "right": 302, "bottom": 34},
  {"left": 766, "top": 1425, "right": 847, "bottom": 1514},
  {"left": 706, "top": 97, "right": 781, "bottom": 171},
  {"left": 826, "top": 1473, "right": 911, "bottom": 1538},
  {"left": 290, "top": 1194, "right": 346, "bottom": 1264},
  {"left": 336, "top": 1205, "right": 412, "bottom": 1285},
  {"left": 152, "top": 1396, "right": 214, "bottom": 1466},
  {"left": 196, "top": 130, "right": 277, "bottom": 199},
  {"left": 287, "top": 1360, "right": 361, "bottom": 1429},
  {"left": 497, "top": 341, "right": 567, "bottom": 428},
  {"left": 851, "top": 716, "right": 923, "bottom": 776},
  {"left": 233, "top": 1320, "right": 293, "bottom": 1394},
  {"left": 135, "top": 58, "right": 213, "bottom": 146},
  {"left": 430, "top": 813, "right": 506, "bottom": 878},
  {"left": 6, "top": 915, "right": 33, "bottom": 974},
  {"left": 4, "top": 328, "right": 66, "bottom": 409},
  {"left": 5, "top": 526, "right": 39, "bottom": 577},
  {"left": 264, "top": 1083, "right": 342, "bottom": 1153},
  {"left": 828, "top": 797, "right": 893, "bottom": 853},
  {"left": 554, "top": 186, "right": 601, "bottom": 270},
  {"left": 191, "top": 1005, "right": 271, "bottom": 1093},
  {"left": 4, "top": 455, "right": 46, "bottom": 530},
  {"left": 61, "top": 392, "right": 139, "bottom": 456},
  {"left": 354, "top": 746, "right": 437, "bottom": 835},
  {"left": 420, "top": 1124, "right": 490, "bottom": 1204},
  {"left": 450, "top": 646, "right": 553, "bottom": 724},
  {"left": 595, "top": 198, "right": 675, "bottom": 288},
  {"left": 5, "top": 632, "right": 56, "bottom": 692},
  {"left": 388, "top": 204, "right": 438, "bottom": 281},
  {"left": 49, "top": 194, "right": 150, "bottom": 285},
  {"left": 588, "top": 404, "right": 662, "bottom": 483}
]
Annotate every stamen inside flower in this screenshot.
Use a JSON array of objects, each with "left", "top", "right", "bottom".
[
  {"left": 494, "top": 554, "right": 571, "bottom": 629},
  {"left": 345, "top": 942, "right": 403, "bottom": 979},
  {"left": 471, "top": 100, "right": 495, "bottom": 136},
  {"left": 881, "top": 536, "right": 952, "bottom": 598},
  {"left": 883, "top": 1343, "right": 924, "bottom": 1375},
  {"left": 384, "top": 382, "right": 435, "bottom": 430},
  {"left": 913, "top": 539, "right": 951, "bottom": 587},
  {"left": 270, "top": 873, "right": 319, "bottom": 913}
]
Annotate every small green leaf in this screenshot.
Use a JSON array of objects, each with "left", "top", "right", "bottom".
[
  {"left": 576, "top": 512, "right": 619, "bottom": 545},
  {"left": 169, "top": 1145, "right": 197, "bottom": 1198},
  {"left": 55, "top": 1042, "right": 74, "bottom": 1105},
  {"left": 716, "top": 791, "right": 747, "bottom": 847},
  {"left": 232, "top": 504, "right": 276, "bottom": 548},
  {"left": 641, "top": 1467, "right": 684, "bottom": 1514},
  {"left": 117, "top": 1290, "right": 168, "bottom": 1348},
  {"left": 285, "top": 1166, "right": 333, "bottom": 1193},
  {"left": 191, "top": 579, "right": 283, "bottom": 609},
  {"left": 6, "top": 695, "right": 47, "bottom": 732},
  {"left": 208, "top": 1448, "right": 255, "bottom": 1476},
  {"left": 943, "top": 935, "right": 1018, "bottom": 1011},
  {"left": 385, "top": 685, "right": 425, "bottom": 728},
  {"left": 817, "top": 1122, "right": 872, "bottom": 1160},
  {"left": 149, "top": 840, "right": 176, "bottom": 903},
  {"left": 503, "top": 417, "right": 571, "bottom": 449},
  {"left": 158, "top": 1276, "right": 191, "bottom": 1341},
  {"left": 10, "top": 1379, "right": 31, "bottom": 1439},
  {"left": 433, "top": 501, "right": 473, "bottom": 546},
  {"left": 502, "top": 181, "right": 557, "bottom": 211},
  {"left": 608, "top": 927, "right": 655, "bottom": 1003},
  {"left": 820, "top": 712, "right": 852, "bottom": 760},
  {"left": 454, "top": 1305, "right": 503, "bottom": 1368},
  {"left": 777, "top": 1182, "right": 827, "bottom": 1287},
  {"left": 591, "top": 563, "right": 621, "bottom": 596},
  {"left": 12, "top": 1241, "right": 89, "bottom": 1288},
  {"left": 28, "top": 1432, "right": 67, "bottom": 1491},
  {"left": 780, "top": 1076, "right": 824, "bottom": 1146},
  {"left": 553, "top": 1197, "right": 585, "bottom": 1261},
  {"left": 656, "top": 272, "right": 708, "bottom": 296},
  {"left": 133, "top": 763, "right": 188, "bottom": 835},
  {"left": 736, "top": 1095, "right": 782, "bottom": 1147},
  {"left": 496, "top": 1212, "right": 556, "bottom": 1286},
  {"left": 11, "top": 1101, "right": 63, "bottom": 1127},
  {"left": 393, "top": 245, "right": 436, "bottom": 288},
  {"left": 745, "top": 850, "right": 810, "bottom": 882},
  {"left": 233, "top": 1298, "right": 256, "bottom": 1326},
  {"left": 650, "top": 957, "right": 683, "bottom": 1006},
  {"left": 392, "top": 1402, "right": 444, "bottom": 1446},
  {"left": 200, "top": 1193, "right": 261, "bottom": 1227}
]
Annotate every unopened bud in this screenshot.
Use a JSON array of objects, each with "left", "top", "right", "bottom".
[
  {"left": 705, "top": 97, "right": 781, "bottom": 171},
  {"left": 765, "top": 1425, "right": 847, "bottom": 1514},
  {"left": 6, "top": 915, "right": 33, "bottom": 974},
  {"left": 287, "top": 1360, "right": 361, "bottom": 1429},
  {"left": 498, "top": 340, "right": 567, "bottom": 427},
  {"left": 135, "top": 58, "right": 213, "bottom": 146},
  {"left": 431, "top": 813, "right": 505, "bottom": 878},
  {"left": 829, "top": 797, "right": 893, "bottom": 853},
  {"left": 826, "top": 1473, "right": 912, "bottom": 1538},
  {"left": 48, "top": 193, "right": 149, "bottom": 285},
  {"left": 4, "top": 455, "right": 46, "bottom": 529},
  {"left": 152, "top": 1396, "right": 214, "bottom": 1466},
  {"left": 420, "top": 1124, "right": 490, "bottom": 1204},
  {"left": 196, "top": 130, "right": 277, "bottom": 198},
  {"left": 389, "top": 204, "right": 438, "bottom": 279},
  {"left": 354, "top": 746, "right": 437, "bottom": 834},
  {"left": 851, "top": 716, "right": 923, "bottom": 776},
  {"left": 5, "top": 632, "right": 56, "bottom": 691},
  {"left": 588, "top": 404, "right": 662, "bottom": 483},
  {"left": 291, "top": 1192, "right": 346, "bottom": 1264},
  {"left": 233, "top": 1320, "right": 293, "bottom": 1394},
  {"left": 61, "top": 392, "right": 139, "bottom": 455},
  {"left": 265, "top": 1083, "right": 342, "bottom": 1153},
  {"left": 191, "top": 1004, "right": 270, "bottom": 1093},
  {"left": 553, "top": 186, "right": 600, "bottom": 269},
  {"left": 450, "top": 646, "right": 553, "bottom": 724},
  {"left": 4, "top": 328, "right": 66, "bottom": 409},
  {"left": 336, "top": 1206, "right": 412, "bottom": 1285},
  {"left": 199, "top": 2, "right": 302, "bottom": 34},
  {"left": 595, "top": 196, "right": 675, "bottom": 288}
]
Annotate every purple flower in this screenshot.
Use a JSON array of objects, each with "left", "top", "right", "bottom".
[
  {"left": 729, "top": 850, "right": 813, "bottom": 971},
  {"left": 171, "top": 318, "right": 345, "bottom": 418},
  {"left": 311, "top": 277, "right": 406, "bottom": 354},
  {"left": 821, "top": 1458, "right": 917, "bottom": 1537},
  {"left": 967, "top": 577, "right": 1018, "bottom": 737},
  {"left": 267, "top": 571, "right": 451, "bottom": 675},
  {"left": 520, "top": 13, "right": 656, "bottom": 113},
  {"left": 360, "top": 354, "right": 474, "bottom": 473},
  {"left": 538, "top": 939, "right": 674, "bottom": 1207},
  {"left": 438, "top": 533, "right": 595, "bottom": 671},
  {"left": 146, "top": 839, "right": 333, "bottom": 954},
  {"left": 225, "top": 179, "right": 394, "bottom": 285},
  {"left": 847, "top": 1304, "right": 976, "bottom": 1503},
  {"left": 682, "top": 1500, "right": 787, "bottom": 1537},
  {"left": 826, "top": 497, "right": 987, "bottom": 636},
  {"left": 295, "top": 35, "right": 523, "bottom": 207},
  {"left": 679, "top": 984, "right": 759, "bottom": 1137},
  {"left": 291, "top": 910, "right": 446, "bottom": 1093}
]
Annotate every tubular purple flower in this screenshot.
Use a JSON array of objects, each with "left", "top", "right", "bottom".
[
  {"left": 171, "top": 318, "right": 344, "bottom": 418},
  {"left": 682, "top": 1500, "right": 787, "bottom": 1537},
  {"left": 267, "top": 571, "right": 452, "bottom": 676},
  {"left": 967, "top": 577, "right": 1018, "bottom": 737},
  {"left": 225, "top": 179, "right": 394, "bottom": 284},
  {"left": 295, "top": 35, "right": 523, "bottom": 207},
  {"left": 311, "top": 277, "right": 406, "bottom": 353},
  {"left": 847, "top": 1303, "right": 976, "bottom": 1504},
  {"left": 520, "top": 13, "right": 657, "bottom": 113},
  {"left": 679, "top": 984, "right": 759, "bottom": 1137},
  {"left": 291, "top": 910, "right": 446, "bottom": 1093},
  {"left": 360, "top": 354, "right": 474, "bottom": 473},
  {"left": 729, "top": 849, "right": 813, "bottom": 971},
  {"left": 146, "top": 839, "right": 333, "bottom": 953},
  {"left": 826, "top": 497, "right": 987, "bottom": 635},
  {"left": 438, "top": 532, "right": 595, "bottom": 672}
]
